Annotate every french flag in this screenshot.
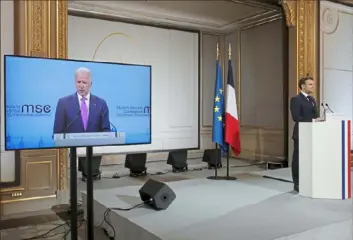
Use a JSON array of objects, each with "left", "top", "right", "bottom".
[{"left": 225, "top": 59, "right": 241, "bottom": 156}]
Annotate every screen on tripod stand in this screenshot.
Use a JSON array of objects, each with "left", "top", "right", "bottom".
[{"left": 4, "top": 55, "right": 152, "bottom": 150}]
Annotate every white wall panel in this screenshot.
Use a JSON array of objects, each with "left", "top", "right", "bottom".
[
  {"left": 323, "top": 69, "right": 352, "bottom": 117},
  {"left": 240, "top": 19, "right": 285, "bottom": 129},
  {"left": 168, "top": 30, "right": 198, "bottom": 129},
  {"left": 201, "top": 34, "right": 218, "bottom": 129},
  {"left": 320, "top": 1, "right": 353, "bottom": 148},
  {"left": 68, "top": 15, "right": 200, "bottom": 155},
  {"left": 0, "top": 0, "right": 15, "bottom": 182}
]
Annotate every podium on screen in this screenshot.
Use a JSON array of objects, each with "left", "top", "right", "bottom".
[{"left": 53, "top": 132, "right": 126, "bottom": 147}]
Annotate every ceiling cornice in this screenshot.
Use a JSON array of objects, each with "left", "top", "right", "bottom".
[
  {"left": 332, "top": 0, "right": 353, "bottom": 7},
  {"left": 68, "top": 1, "right": 281, "bottom": 33},
  {"left": 227, "top": 0, "right": 282, "bottom": 10}
]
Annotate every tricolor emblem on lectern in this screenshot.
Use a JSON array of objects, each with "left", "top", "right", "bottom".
[
  {"left": 340, "top": 120, "right": 351, "bottom": 200},
  {"left": 299, "top": 119, "right": 352, "bottom": 200}
]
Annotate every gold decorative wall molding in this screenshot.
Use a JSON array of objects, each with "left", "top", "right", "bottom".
[
  {"left": 281, "top": 0, "right": 319, "bottom": 99},
  {"left": 13, "top": 0, "right": 68, "bottom": 195},
  {"left": 56, "top": 1, "right": 68, "bottom": 60},
  {"left": 281, "top": 0, "right": 296, "bottom": 27},
  {"left": 55, "top": 1, "right": 68, "bottom": 191}
]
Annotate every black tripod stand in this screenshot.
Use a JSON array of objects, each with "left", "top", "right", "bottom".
[{"left": 69, "top": 147, "right": 95, "bottom": 240}]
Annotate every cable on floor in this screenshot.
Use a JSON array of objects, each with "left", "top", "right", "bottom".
[
  {"left": 101, "top": 156, "right": 203, "bottom": 167},
  {"left": 20, "top": 224, "right": 66, "bottom": 240},
  {"left": 60, "top": 214, "right": 85, "bottom": 240},
  {"left": 59, "top": 206, "right": 86, "bottom": 240},
  {"left": 106, "top": 161, "right": 263, "bottom": 179},
  {"left": 20, "top": 210, "right": 85, "bottom": 240},
  {"left": 99, "top": 201, "right": 150, "bottom": 239}
]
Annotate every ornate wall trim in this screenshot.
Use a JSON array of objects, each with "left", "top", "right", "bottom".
[
  {"left": 55, "top": 1, "right": 68, "bottom": 191},
  {"left": 320, "top": 6, "right": 340, "bottom": 34},
  {"left": 281, "top": 0, "right": 296, "bottom": 27},
  {"left": 12, "top": 0, "right": 68, "bottom": 196},
  {"left": 281, "top": 0, "right": 319, "bottom": 99}
]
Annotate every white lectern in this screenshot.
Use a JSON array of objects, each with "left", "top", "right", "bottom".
[{"left": 299, "top": 119, "right": 351, "bottom": 200}]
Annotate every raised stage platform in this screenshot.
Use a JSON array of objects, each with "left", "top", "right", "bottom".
[{"left": 81, "top": 168, "right": 352, "bottom": 240}]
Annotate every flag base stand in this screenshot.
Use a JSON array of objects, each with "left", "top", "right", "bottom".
[
  {"left": 206, "top": 176, "right": 237, "bottom": 180},
  {"left": 206, "top": 148, "right": 237, "bottom": 181}
]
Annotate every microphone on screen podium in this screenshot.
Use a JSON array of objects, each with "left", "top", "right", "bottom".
[
  {"left": 100, "top": 109, "right": 118, "bottom": 138},
  {"left": 63, "top": 110, "right": 81, "bottom": 139}
]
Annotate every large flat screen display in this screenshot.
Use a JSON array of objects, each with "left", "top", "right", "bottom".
[{"left": 4, "top": 55, "right": 151, "bottom": 150}]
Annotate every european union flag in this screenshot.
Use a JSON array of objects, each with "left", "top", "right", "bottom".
[{"left": 212, "top": 60, "right": 227, "bottom": 152}]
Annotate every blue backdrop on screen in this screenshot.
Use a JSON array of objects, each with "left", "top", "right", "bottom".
[{"left": 4, "top": 55, "right": 151, "bottom": 150}]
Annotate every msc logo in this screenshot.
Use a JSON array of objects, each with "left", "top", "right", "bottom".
[
  {"left": 144, "top": 106, "right": 150, "bottom": 114},
  {"left": 116, "top": 105, "right": 150, "bottom": 117},
  {"left": 21, "top": 104, "right": 51, "bottom": 114}
]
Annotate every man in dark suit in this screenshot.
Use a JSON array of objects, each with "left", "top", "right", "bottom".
[
  {"left": 290, "top": 76, "right": 322, "bottom": 192},
  {"left": 53, "top": 67, "right": 111, "bottom": 181}
]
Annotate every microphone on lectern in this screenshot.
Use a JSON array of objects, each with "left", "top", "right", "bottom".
[
  {"left": 100, "top": 109, "right": 118, "bottom": 138},
  {"left": 63, "top": 110, "right": 82, "bottom": 139},
  {"left": 321, "top": 103, "right": 327, "bottom": 121},
  {"left": 325, "top": 103, "right": 334, "bottom": 113}
]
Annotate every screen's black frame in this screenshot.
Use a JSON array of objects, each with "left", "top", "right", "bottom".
[{"left": 3, "top": 54, "right": 152, "bottom": 151}]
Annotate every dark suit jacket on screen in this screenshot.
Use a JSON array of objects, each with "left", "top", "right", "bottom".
[
  {"left": 290, "top": 92, "right": 319, "bottom": 139},
  {"left": 53, "top": 93, "right": 111, "bottom": 134}
]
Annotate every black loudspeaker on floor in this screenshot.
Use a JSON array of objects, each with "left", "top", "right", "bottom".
[
  {"left": 202, "top": 149, "right": 222, "bottom": 169},
  {"left": 125, "top": 153, "right": 148, "bottom": 177},
  {"left": 167, "top": 150, "right": 188, "bottom": 173},
  {"left": 139, "top": 179, "right": 176, "bottom": 210}
]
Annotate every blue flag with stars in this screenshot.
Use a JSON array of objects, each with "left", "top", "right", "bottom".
[{"left": 212, "top": 60, "right": 227, "bottom": 151}]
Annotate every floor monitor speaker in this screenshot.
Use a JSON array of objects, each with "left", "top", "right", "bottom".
[
  {"left": 202, "top": 149, "right": 222, "bottom": 169},
  {"left": 167, "top": 150, "right": 188, "bottom": 172},
  {"left": 139, "top": 179, "right": 176, "bottom": 210},
  {"left": 125, "top": 153, "right": 147, "bottom": 177}
]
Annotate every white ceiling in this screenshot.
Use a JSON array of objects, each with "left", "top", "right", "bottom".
[{"left": 69, "top": 0, "right": 282, "bottom": 32}]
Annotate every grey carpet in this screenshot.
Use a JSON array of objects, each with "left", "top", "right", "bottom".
[
  {"left": 83, "top": 169, "right": 352, "bottom": 240},
  {"left": 165, "top": 192, "right": 352, "bottom": 240},
  {"left": 274, "top": 219, "right": 352, "bottom": 240}
]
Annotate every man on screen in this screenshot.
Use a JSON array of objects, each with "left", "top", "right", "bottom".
[
  {"left": 53, "top": 67, "right": 111, "bottom": 181},
  {"left": 53, "top": 67, "right": 110, "bottom": 134}
]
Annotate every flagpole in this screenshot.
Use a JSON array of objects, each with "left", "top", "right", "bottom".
[
  {"left": 214, "top": 43, "right": 219, "bottom": 178},
  {"left": 208, "top": 43, "right": 237, "bottom": 181},
  {"left": 207, "top": 43, "right": 221, "bottom": 180},
  {"left": 226, "top": 43, "right": 231, "bottom": 178},
  {"left": 223, "top": 43, "right": 237, "bottom": 181}
]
